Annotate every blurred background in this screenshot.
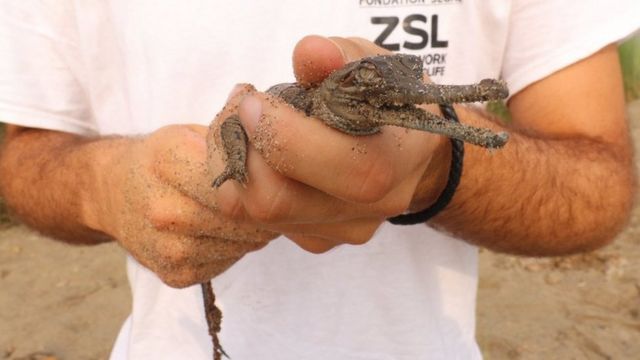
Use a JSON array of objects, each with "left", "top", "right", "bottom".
[
  {"left": 0, "top": 36, "right": 639, "bottom": 359},
  {"left": 620, "top": 35, "right": 640, "bottom": 102}
]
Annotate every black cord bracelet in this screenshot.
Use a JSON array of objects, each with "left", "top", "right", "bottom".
[{"left": 388, "top": 104, "right": 464, "bottom": 225}]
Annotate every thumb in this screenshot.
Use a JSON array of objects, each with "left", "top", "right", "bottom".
[{"left": 293, "top": 35, "right": 390, "bottom": 86}]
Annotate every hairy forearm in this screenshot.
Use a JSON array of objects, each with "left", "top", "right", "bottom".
[
  {"left": 429, "top": 107, "right": 635, "bottom": 256},
  {"left": 0, "top": 127, "right": 118, "bottom": 244}
]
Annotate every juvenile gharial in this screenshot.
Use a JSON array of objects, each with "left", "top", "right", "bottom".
[
  {"left": 203, "top": 54, "right": 510, "bottom": 360},
  {"left": 213, "top": 54, "right": 509, "bottom": 187}
]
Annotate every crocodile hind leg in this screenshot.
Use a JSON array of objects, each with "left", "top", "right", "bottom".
[{"left": 212, "top": 114, "right": 249, "bottom": 188}]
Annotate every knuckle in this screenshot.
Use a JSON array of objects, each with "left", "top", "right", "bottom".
[
  {"left": 146, "top": 125, "right": 181, "bottom": 154},
  {"left": 380, "top": 193, "right": 413, "bottom": 218},
  {"left": 346, "top": 227, "right": 377, "bottom": 245},
  {"left": 157, "top": 240, "right": 191, "bottom": 269},
  {"left": 146, "top": 151, "right": 168, "bottom": 181},
  {"left": 147, "top": 199, "right": 179, "bottom": 230},
  {"left": 350, "top": 156, "right": 395, "bottom": 203},
  {"left": 243, "top": 200, "right": 270, "bottom": 223},
  {"left": 209, "top": 257, "right": 238, "bottom": 275},
  {"left": 244, "top": 186, "right": 291, "bottom": 223},
  {"left": 254, "top": 230, "right": 279, "bottom": 243},
  {"left": 344, "top": 222, "right": 381, "bottom": 245},
  {"left": 245, "top": 199, "right": 279, "bottom": 223},
  {"left": 233, "top": 229, "right": 278, "bottom": 246},
  {"left": 305, "top": 245, "right": 335, "bottom": 254},
  {"left": 287, "top": 234, "right": 335, "bottom": 254},
  {"left": 157, "top": 124, "right": 184, "bottom": 135},
  {"left": 217, "top": 192, "right": 247, "bottom": 221},
  {"left": 299, "top": 240, "right": 336, "bottom": 254},
  {"left": 159, "top": 125, "right": 195, "bottom": 144},
  {"left": 147, "top": 125, "right": 203, "bottom": 177},
  {"left": 159, "top": 268, "right": 198, "bottom": 289}
]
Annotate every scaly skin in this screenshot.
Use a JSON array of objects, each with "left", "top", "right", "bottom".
[{"left": 214, "top": 54, "right": 509, "bottom": 186}]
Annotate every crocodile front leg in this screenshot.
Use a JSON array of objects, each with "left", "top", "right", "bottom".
[{"left": 213, "top": 83, "right": 313, "bottom": 189}]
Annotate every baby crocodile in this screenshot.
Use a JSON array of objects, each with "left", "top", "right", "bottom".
[
  {"left": 213, "top": 54, "right": 509, "bottom": 187},
  {"left": 204, "top": 54, "right": 510, "bottom": 360}
]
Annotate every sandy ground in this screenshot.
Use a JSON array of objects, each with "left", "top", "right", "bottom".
[{"left": 1, "top": 101, "right": 639, "bottom": 360}]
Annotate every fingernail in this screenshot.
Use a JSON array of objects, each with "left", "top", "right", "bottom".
[
  {"left": 238, "top": 95, "right": 262, "bottom": 134},
  {"left": 226, "top": 83, "right": 245, "bottom": 101}
]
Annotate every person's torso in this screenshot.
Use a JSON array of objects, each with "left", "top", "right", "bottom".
[{"left": 71, "top": 1, "right": 512, "bottom": 359}]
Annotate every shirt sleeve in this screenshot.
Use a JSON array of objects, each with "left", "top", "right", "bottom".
[
  {"left": 502, "top": 0, "right": 640, "bottom": 97},
  {"left": 0, "top": 1, "right": 97, "bottom": 135}
]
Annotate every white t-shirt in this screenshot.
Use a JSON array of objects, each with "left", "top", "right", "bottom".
[{"left": 0, "top": 1, "right": 637, "bottom": 359}]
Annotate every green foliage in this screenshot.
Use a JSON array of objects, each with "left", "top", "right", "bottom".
[
  {"left": 486, "top": 100, "right": 511, "bottom": 122},
  {"left": 488, "top": 35, "right": 640, "bottom": 119},
  {"left": 619, "top": 35, "right": 640, "bottom": 101}
]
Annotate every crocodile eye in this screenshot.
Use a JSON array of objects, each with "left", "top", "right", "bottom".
[
  {"left": 339, "top": 71, "right": 357, "bottom": 87},
  {"left": 337, "top": 62, "right": 380, "bottom": 88},
  {"left": 357, "top": 63, "right": 379, "bottom": 82}
]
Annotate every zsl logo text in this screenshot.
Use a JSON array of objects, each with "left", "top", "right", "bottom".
[{"left": 372, "top": 14, "right": 448, "bottom": 51}]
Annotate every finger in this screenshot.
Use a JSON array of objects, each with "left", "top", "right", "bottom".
[
  {"left": 293, "top": 35, "right": 390, "bottom": 85},
  {"left": 144, "top": 232, "right": 269, "bottom": 288},
  {"left": 145, "top": 186, "right": 277, "bottom": 242},
  {"left": 293, "top": 35, "right": 346, "bottom": 86},
  {"left": 150, "top": 233, "right": 264, "bottom": 270},
  {"left": 272, "top": 217, "right": 383, "bottom": 246},
  {"left": 216, "top": 142, "right": 420, "bottom": 223},
  {"left": 283, "top": 217, "right": 382, "bottom": 253},
  {"left": 161, "top": 258, "right": 238, "bottom": 287},
  {"left": 285, "top": 234, "right": 339, "bottom": 254},
  {"left": 152, "top": 253, "right": 242, "bottom": 288},
  {"left": 292, "top": 35, "right": 434, "bottom": 102},
  {"left": 181, "top": 236, "right": 270, "bottom": 266},
  {"left": 236, "top": 92, "right": 437, "bottom": 203}
]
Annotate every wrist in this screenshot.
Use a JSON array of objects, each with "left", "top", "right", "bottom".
[
  {"left": 81, "top": 136, "right": 131, "bottom": 237},
  {"left": 409, "top": 132, "right": 452, "bottom": 212}
]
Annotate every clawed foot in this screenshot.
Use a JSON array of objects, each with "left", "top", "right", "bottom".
[
  {"left": 212, "top": 167, "right": 248, "bottom": 188},
  {"left": 213, "top": 115, "right": 249, "bottom": 188}
]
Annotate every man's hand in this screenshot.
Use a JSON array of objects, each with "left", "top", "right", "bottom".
[
  {"left": 0, "top": 124, "right": 277, "bottom": 288},
  {"left": 213, "top": 36, "right": 450, "bottom": 253},
  {"left": 94, "top": 125, "right": 277, "bottom": 287}
]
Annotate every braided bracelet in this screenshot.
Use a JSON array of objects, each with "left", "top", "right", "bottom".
[{"left": 388, "top": 104, "right": 464, "bottom": 225}]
